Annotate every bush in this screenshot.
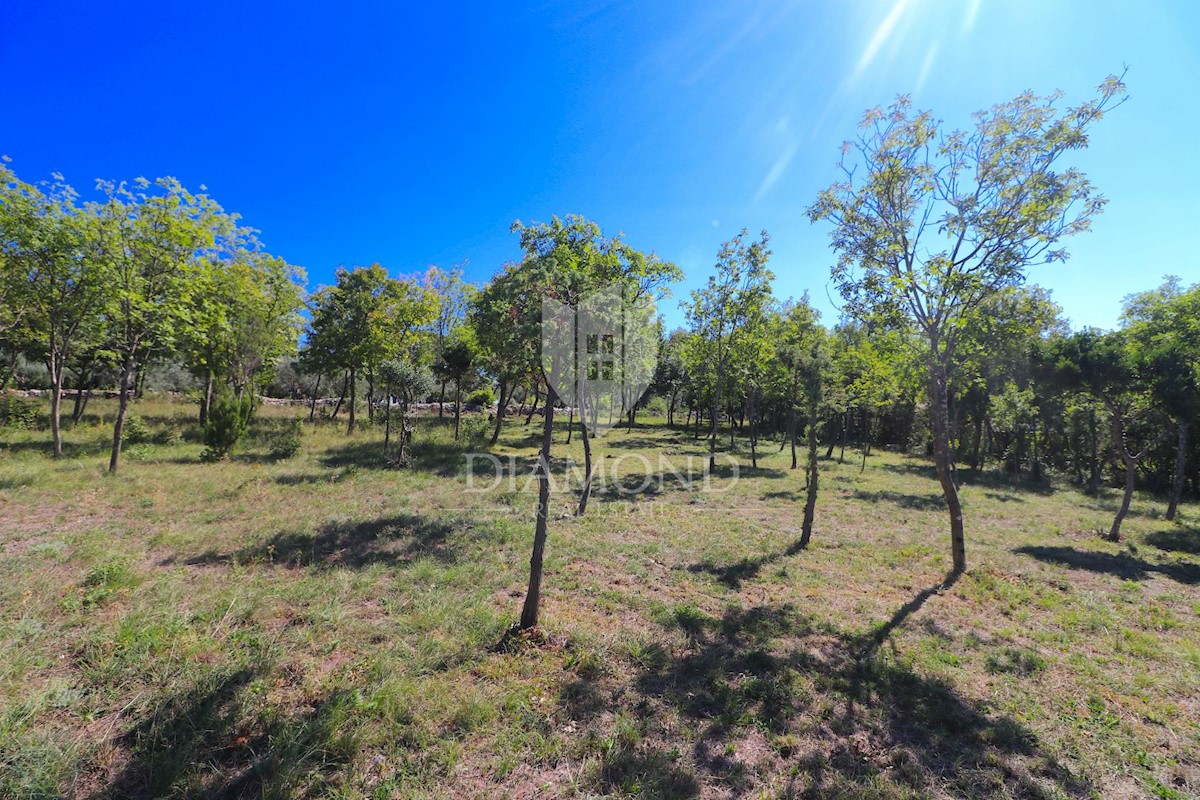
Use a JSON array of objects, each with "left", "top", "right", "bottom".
[
  {"left": 153, "top": 422, "right": 184, "bottom": 445},
  {"left": 466, "top": 387, "right": 496, "bottom": 407},
  {"left": 202, "top": 389, "right": 254, "bottom": 461},
  {"left": 121, "top": 414, "right": 152, "bottom": 445},
  {"left": 0, "top": 393, "right": 40, "bottom": 429},
  {"left": 462, "top": 415, "right": 491, "bottom": 443},
  {"left": 268, "top": 419, "right": 303, "bottom": 460}
]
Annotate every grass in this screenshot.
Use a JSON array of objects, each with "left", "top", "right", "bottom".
[{"left": 1, "top": 397, "right": 1199, "bottom": 798}]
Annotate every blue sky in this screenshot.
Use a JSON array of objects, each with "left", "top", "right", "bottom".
[{"left": 3, "top": 0, "right": 1198, "bottom": 330}]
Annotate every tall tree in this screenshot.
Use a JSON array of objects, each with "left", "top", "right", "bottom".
[
  {"left": 1121, "top": 278, "right": 1200, "bottom": 520},
  {"left": 808, "top": 75, "right": 1126, "bottom": 573},
  {"left": 684, "top": 229, "right": 775, "bottom": 473},
  {"left": 93, "top": 177, "right": 230, "bottom": 473},
  {"left": 0, "top": 164, "right": 108, "bottom": 457}
]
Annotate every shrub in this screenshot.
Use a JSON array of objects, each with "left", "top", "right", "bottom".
[
  {"left": 268, "top": 419, "right": 303, "bottom": 459},
  {"left": 121, "top": 414, "right": 151, "bottom": 445},
  {"left": 462, "top": 415, "right": 491, "bottom": 443},
  {"left": 153, "top": 422, "right": 184, "bottom": 445},
  {"left": 466, "top": 387, "right": 496, "bottom": 407},
  {"left": 0, "top": 393, "right": 40, "bottom": 429},
  {"left": 202, "top": 388, "right": 254, "bottom": 461}
]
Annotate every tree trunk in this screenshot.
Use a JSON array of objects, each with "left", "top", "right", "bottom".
[
  {"left": 439, "top": 380, "right": 446, "bottom": 419},
  {"left": 454, "top": 382, "right": 463, "bottom": 441},
  {"left": 384, "top": 382, "right": 392, "bottom": 453},
  {"left": 748, "top": 392, "right": 758, "bottom": 469},
  {"left": 576, "top": 414, "right": 594, "bottom": 517},
  {"left": 134, "top": 364, "right": 147, "bottom": 400},
  {"left": 347, "top": 368, "right": 357, "bottom": 434},
  {"left": 838, "top": 411, "right": 847, "bottom": 464},
  {"left": 519, "top": 387, "right": 556, "bottom": 630},
  {"left": 929, "top": 361, "right": 966, "bottom": 573},
  {"left": 1167, "top": 421, "right": 1188, "bottom": 521},
  {"left": 490, "top": 378, "right": 508, "bottom": 447},
  {"left": 525, "top": 383, "right": 540, "bottom": 425},
  {"left": 71, "top": 380, "right": 85, "bottom": 424},
  {"left": 790, "top": 406, "right": 798, "bottom": 469},
  {"left": 48, "top": 353, "right": 64, "bottom": 458},
  {"left": 1106, "top": 399, "right": 1136, "bottom": 542},
  {"left": 709, "top": 364, "right": 723, "bottom": 473},
  {"left": 108, "top": 362, "right": 134, "bottom": 473},
  {"left": 200, "top": 368, "right": 214, "bottom": 426},
  {"left": 860, "top": 408, "right": 870, "bottom": 474},
  {"left": 969, "top": 417, "right": 983, "bottom": 472},
  {"left": 367, "top": 369, "right": 375, "bottom": 423},
  {"left": 1087, "top": 408, "right": 1101, "bottom": 496},
  {"left": 309, "top": 373, "right": 322, "bottom": 421},
  {"left": 800, "top": 401, "right": 820, "bottom": 548},
  {"left": 331, "top": 372, "right": 348, "bottom": 420}
]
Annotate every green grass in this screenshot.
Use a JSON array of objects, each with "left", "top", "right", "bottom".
[{"left": 1, "top": 397, "right": 1199, "bottom": 798}]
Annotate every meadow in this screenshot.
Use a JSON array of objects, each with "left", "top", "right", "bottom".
[{"left": 1, "top": 398, "right": 1198, "bottom": 799}]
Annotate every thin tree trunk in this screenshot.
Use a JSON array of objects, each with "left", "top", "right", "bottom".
[
  {"left": 860, "top": 408, "right": 870, "bottom": 474},
  {"left": 384, "top": 382, "right": 392, "bottom": 453},
  {"left": 454, "top": 382, "right": 462, "bottom": 441},
  {"left": 709, "top": 364, "right": 723, "bottom": 473},
  {"left": 576, "top": 413, "right": 594, "bottom": 517},
  {"left": 930, "top": 361, "right": 966, "bottom": 573},
  {"left": 525, "top": 383, "right": 540, "bottom": 425},
  {"left": 800, "top": 399, "right": 820, "bottom": 548},
  {"left": 790, "top": 406, "right": 798, "bottom": 469},
  {"left": 367, "top": 369, "right": 375, "bottom": 423},
  {"left": 331, "top": 372, "right": 348, "bottom": 420},
  {"left": 489, "top": 377, "right": 508, "bottom": 447},
  {"left": 1087, "top": 408, "right": 1100, "bottom": 496},
  {"left": 439, "top": 380, "right": 446, "bottom": 419},
  {"left": 71, "top": 379, "right": 85, "bottom": 424},
  {"left": 748, "top": 393, "right": 758, "bottom": 469},
  {"left": 1106, "top": 399, "right": 1136, "bottom": 542},
  {"left": 1167, "top": 421, "right": 1188, "bottom": 521},
  {"left": 309, "top": 374, "right": 321, "bottom": 421},
  {"left": 108, "top": 362, "right": 134, "bottom": 473},
  {"left": 49, "top": 353, "right": 64, "bottom": 458},
  {"left": 519, "top": 387, "right": 556, "bottom": 630},
  {"left": 347, "top": 368, "right": 357, "bottom": 434},
  {"left": 200, "top": 368, "right": 214, "bottom": 426},
  {"left": 838, "top": 411, "right": 847, "bottom": 464},
  {"left": 969, "top": 416, "right": 983, "bottom": 472}
]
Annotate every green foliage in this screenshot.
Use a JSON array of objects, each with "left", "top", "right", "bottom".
[
  {"left": 267, "top": 418, "right": 303, "bottom": 460},
  {"left": 202, "top": 389, "right": 254, "bottom": 461},
  {"left": 466, "top": 387, "right": 495, "bottom": 407},
  {"left": 0, "top": 393, "right": 40, "bottom": 429},
  {"left": 121, "top": 414, "right": 151, "bottom": 445},
  {"left": 60, "top": 560, "right": 136, "bottom": 611}
]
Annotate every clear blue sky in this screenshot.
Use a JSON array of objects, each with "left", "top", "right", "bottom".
[{"left": 3, "top": 0, "right": 1198, "bottom": 330}]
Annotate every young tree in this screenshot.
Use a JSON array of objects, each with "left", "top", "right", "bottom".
[
  {"left": 93, "top": 177, "right": 231, "bottom": 473},
  {"left": 684, "top": 229, "right": 775, "bottom": 473},
  {"left": 776, "top": 297, "right": 828, "bottom": 546},
  {"left": 379, "top": 359, "right": 435, "bottom": 462},
  {"left": 0, "top": 164, "right": 108, "bottom": 457},
  {"left": 808, "top": 75, "right": 1126, "bottom": 573},
  {"left": 441, "top": 330, "right": 477, "bottom": 442}
]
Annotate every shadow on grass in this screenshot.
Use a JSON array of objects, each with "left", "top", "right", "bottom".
[
  {"left": 688, "top": 539, "right": 808, "bottom": 590},
  {"left": 1145, "top": 527, "right": 1200, "bottom": 555},
  {"left": 177, "top": 513, "right": 462, "bottom": 569},
  {"left": 569, "top": 588, "right": 1093, "bottom": 799},
  {"left": 1014, "top": 545, "right": 1200, "bottom": 585},
  {"left": 93, "top": 665, "right": 357, "bottom": 799},
  {"left": 881, "top": 461, "right": 1057, "bottom": 497},
  {"left": 853, "top": 489, "right": 947, "bottom": 511}
]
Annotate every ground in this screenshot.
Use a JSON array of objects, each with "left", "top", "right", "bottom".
[{"left": 1, "top": 398, "right": 1198, "bottom": 799}]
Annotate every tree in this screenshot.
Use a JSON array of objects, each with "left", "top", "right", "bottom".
[
  {"left": 776, "top": 297, "right": 828, "bottom": 546},
  {"left": 93, "top": 177, "right": 230, "bottom": 473},
  {"left": 684, "top": 229, "right": 775, "bottom": 473},
  {"left": 500, "top": 215, "right": 678, "bottom": 631},
  {"left": 1043, "top": 329, "right": 1156, "bottom": 541},
  {"left": 1121, "top": 278, "right": 1200, "bottom": 520},
  {"left": 379, "top": 359, "right": 435, "bottom": 462},
  {"left": 808, "top": 74, "right": 1126, "bottom": 573},
  {"left": 425, "top": 264, "right": 476, "bottom": 417},
  {"left": 472, "top": 266, "right": 539, "bottom": 447},
  {"left": 0, "top": 164, "right": 108, "bottom": 457},
  {"left": 441, "top": 330, "right": 477, "bottom": 442}
]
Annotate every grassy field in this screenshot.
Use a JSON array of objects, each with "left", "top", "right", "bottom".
[{"left": 1, "top": 397, "right": 1198, "bottom": 799}]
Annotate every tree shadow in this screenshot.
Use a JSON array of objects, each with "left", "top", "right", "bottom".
[
  {"left": 176, "top": 513, "right": 462, "bottom": 569},
  {"left": 568, "top": 588, "right": 1093, "bottom": 798},
  {"left": 687, "top": 540, "right": 807, "bottom": 590},
  {"left": 853, "top": 489, "right": 947, "bottom": 511},
  {"left": 1014, "top": 545, "right": 1200, "bottom": 585},
  {"left": 92, "top": 665, "right": 357, "bottom": 799},
  {"left": 983, "top": 491, "right": 1025, "bottom": 504},
  {"left": 1144, "top": 527, "right": 1200, "bottom": 555}
]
